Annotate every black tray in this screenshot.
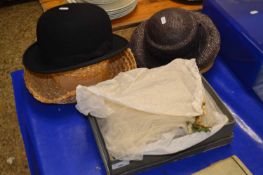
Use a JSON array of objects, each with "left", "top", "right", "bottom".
[{"left": 88, "top": 78, "right": 235, "bottom": 175}]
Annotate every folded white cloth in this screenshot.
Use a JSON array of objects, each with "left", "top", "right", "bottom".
[
  {"left": 77, "top": 59, "right": 204, "bottom": 118},
  {"left": 76, "top": 59, "right": 228, "bottom": 160}
]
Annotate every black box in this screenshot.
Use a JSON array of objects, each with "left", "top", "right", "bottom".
[{"left": 88, "top": 78, "right": 235, "bottom": 175}]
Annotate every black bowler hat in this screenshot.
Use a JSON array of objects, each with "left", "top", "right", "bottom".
[
  {"left": 23, "top": 3, "right": 128, "bottom": 73},
  {"left": 130, "top": 8, "right": 220, "bottom": 72}
]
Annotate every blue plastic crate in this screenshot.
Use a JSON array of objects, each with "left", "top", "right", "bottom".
[{"left": 203, "top": 0, "right": 263, "bottom": 101}]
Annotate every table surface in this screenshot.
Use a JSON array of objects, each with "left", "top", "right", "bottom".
[
  {"left": 39, "top": 0, "right": 202, "bottom": 30},
  {"left": 12, "top": 56, "right": 263, "bottom": 175}
]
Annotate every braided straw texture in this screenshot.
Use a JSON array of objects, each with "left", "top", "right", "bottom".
[{"left": 24, "top": 49, "right": 137, "bottom": 104}]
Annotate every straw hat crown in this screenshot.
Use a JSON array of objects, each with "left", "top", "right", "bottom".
[{"left": 145, "top": 8, "right": 199, "bottom": 62}]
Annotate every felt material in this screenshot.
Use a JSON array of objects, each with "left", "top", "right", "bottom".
[{"left": 23, "top": 3, "right": 128, "bottom": 73}]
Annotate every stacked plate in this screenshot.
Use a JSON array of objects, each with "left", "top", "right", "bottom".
[{"left": 67, "top": 0, "right": 137, "bottom": 20}]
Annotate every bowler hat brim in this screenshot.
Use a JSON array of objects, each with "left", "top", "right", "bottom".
[
  {"left": 23, "top": 34, "right": 128, "bottom": 74},
  {"left": 129, "top": 11, "right": 220, "bottom": 72}
]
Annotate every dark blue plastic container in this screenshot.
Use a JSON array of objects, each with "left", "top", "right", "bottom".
[{"left": 203, "top": 0, "right": 263, "bottom": 100}]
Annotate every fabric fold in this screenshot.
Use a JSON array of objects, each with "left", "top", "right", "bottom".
[{"left": 76, "top": 59, "right": 228, "bottom": 160}]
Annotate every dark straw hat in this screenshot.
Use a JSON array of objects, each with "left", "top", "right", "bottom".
[
  {"left": 23, "top": 3, "right": 128, "bottom": 73},
  {"left": 130, "top": 8, "right": 220, "bottom": 72}
]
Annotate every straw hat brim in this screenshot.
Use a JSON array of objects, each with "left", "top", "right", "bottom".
[
  {"left": 24, "top": 49, "right": 137, "bottom": 104},
  {"left": 129, "top": 11, "right": 220, "bottom": 73}
]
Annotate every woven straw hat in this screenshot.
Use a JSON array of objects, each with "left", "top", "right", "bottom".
[
  {"left": 24, "top": 49, "right": 137, "bottom": 104},
  {"left": 130, "top": 8, "right": 220, "bottom": 73}
]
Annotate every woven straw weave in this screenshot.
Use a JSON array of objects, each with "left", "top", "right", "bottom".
[{"left": 24, "top": 49, "right": 137, "bottom": 104}]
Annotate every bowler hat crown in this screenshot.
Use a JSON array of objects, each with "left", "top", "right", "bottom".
[
  {"left": 38, "top": 3, "right": 112, "bottom": 60},
  {"left": 23, "top": 3, "right": 128, "bottom": 73}
]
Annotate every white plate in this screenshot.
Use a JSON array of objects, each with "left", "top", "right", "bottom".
[
  {"left": 70, "top": 0, "right": 135, "bottom": 12},
  {"left": 66, "top": 0, "right": 137, "bottom": 20},
  {"left": 107, "top": 0, "right": 136, "bottom": 15},
  {"left": 98, "top": 0, "right": 135, "bottom": 12},
  {"left": 109, "top": 0, "right": 136, "bottom": 20},
  {"left": 82, "top": 0, "right": 119, "bottom": 5}
]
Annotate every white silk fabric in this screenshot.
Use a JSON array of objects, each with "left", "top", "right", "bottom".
[{"left": 76, "top": 59, "right": 228, "bottom": 160}]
